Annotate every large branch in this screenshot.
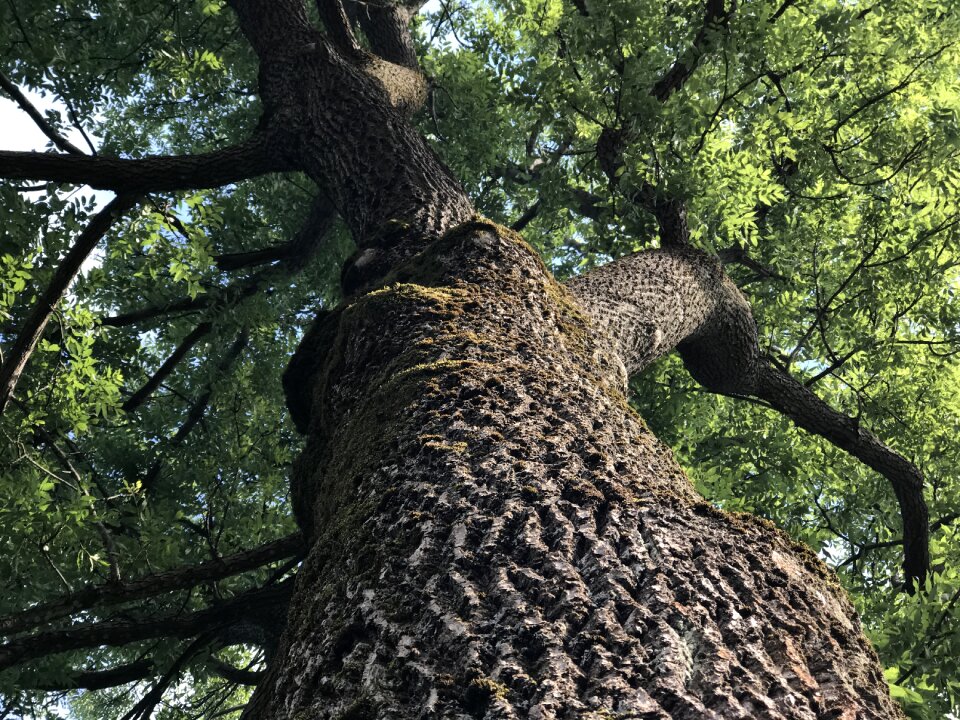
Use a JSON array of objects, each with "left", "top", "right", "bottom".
[
  {"left": 564, "top": 246, "right": 727, "bottom": 375},
  {"left": 317, "top": 0, "right": 363, "bottom": 57},
  {"left": 18, "top": 659, "right": 155, "bottom": 691},
  {"left": 228, "top": 0, "right": 470, "bottom": 266},
  {"left": 0, "top": 136, "right": 287, "bottom": 191},
  {"left": 102, "top": 294, "right": 214, "bottom": 328},
  {"left": 0, "top": 533, "right": 303, "bottom": 636},
  {"left": 0, "top": 581, "right": 294, "bottom": 672},
  {"left": 651, "top": 0, "right": 733, "bottom": 102},
  {"left": 0, "top": 194, "right": 139, "bottom": 415},
  {"left": 753, "top": 360, "right": 929, "bottom": 587},
  {"left": 567, "top": 246, "right": 930, "bottom": 585},
  {"left": 348, "top": 0, "right": 423, "bottom": 69}
]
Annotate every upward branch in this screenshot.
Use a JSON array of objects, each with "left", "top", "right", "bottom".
[
  {"left": 590, "top": 1, "right": 736, "bottom": 242},
  {"left": 228, "top": 0, "right": 471, "bottom": 284},
  {"left": 0, "top": 194, "right": 139, "bottom": 415},
  {"left": 348, "top": 0, "right": 424, "bottom": 69},
  {"left": 0, "top": 70, "right": 86, "bottom": 155},
  {"left": 317, "top": 0, "right": 363, "bottom": 57},
  {"left": 567, "top": 246, "right": 930, "bottom": 586},
  {"left": 652, "top": 0, "right": 733, "bottom": 102}
]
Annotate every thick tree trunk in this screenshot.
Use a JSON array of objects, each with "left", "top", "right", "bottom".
[
  {"left": 220, "top": 3, "right": 905, "bottom": 717},
  {"left": 245, "top": 222, "right": 901, "bottom": 719}
]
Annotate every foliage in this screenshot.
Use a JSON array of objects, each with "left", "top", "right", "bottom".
[{"left": 0, "top": 0, "right": 959, "bottom": 717}]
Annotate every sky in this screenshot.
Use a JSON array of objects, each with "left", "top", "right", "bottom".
[
  {"left": 0, "top": 91, "right": 64, "bottom": 152},
  {"left": 0, "top": 89, "right": 113, "bottom": 206},
  {"left": 1, "top": 88, "right": 116, "bottom": 283}
]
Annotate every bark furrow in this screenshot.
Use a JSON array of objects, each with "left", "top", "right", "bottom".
[{"left": 252, "top": 224, "right": 902, "bottom": 719}]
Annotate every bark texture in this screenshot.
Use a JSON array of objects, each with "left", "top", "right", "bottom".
[
  {"left": 0, "top": 1, "right": 919, "bottom": 714},
  {"left": 566, "top": 246, "right": 929, "bottom": 586},
  {"left": 564, "top": 246, "right": 755, "bottom": 381},
  {"left": 253, "top": 222, "right": 902, "bottom": 719},
  {"left": 210, "top": 3, "right": 910, "bottom": 717},
  {"left": 229, "top": 0, "right": 471, "bottom": 279}
]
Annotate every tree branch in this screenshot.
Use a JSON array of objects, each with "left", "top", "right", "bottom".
[
  {"left": 100, "top": 302, "right": 191, "bottom": 328},
  {"left": 215, "top": 245, "right": 291, "bottom": 271},
  {"left": 119, "top": 635, "right": 212, "bottom": 720},
  {"left": 567, "top": 247, "right": 930, "bottom": 585},
  {"left": 122, "top": 322, "right": 214, "bottom": 413},
  {"left": 207, "top": 657, "right": 264, "bottom": 686},
  {"left": 752, "top": 359, "right": 929, "bottom": 587},
  {"left": 589, "top": 1, "right": 739, "bottom": 235},
  {"left": 317, "top": 0, "right": 363, "bottom": 57},
  {"left": 141, "top": 329, "right": 249, "bottom": 492},
  {"left": 18, "top": 659, "right": 155, "bottom": 691},
  {"left": 348, "top": 0, "right": 422, "bottom": 69},
  {"left": 0, "top": 582, "right": 294, "bottom": 672},
  {"left": 510, "top": 199, "right": 541, "bottom": 231},
  {"left": 651, "top": 0, "right": 733, "bottom": 102},
  {"left": 566, "top": 245, "right": 726, "bottom": 375},
  {"left": 717, "top": 244, "right": 786, "bottom": 282},
  {"left": 0, "top": 194, "right": 139, "bottom": 415},
  {"left": 0, "top": 533, "right": 303, "bottom": 636},
  {"left": 596, "top": 127, "right": 691, "bottom": 245},
  {"left": 104, "top": 194, "right": 336, "bottom": 327},
  {"left": 0, "top": 69, "right": 85, "bottom": 155},
  {"left": 838, "top": 513, "right": 959, "bottom": 571},
  {"left": 0, "top": 135, "right": 287, "bottom": 191}
]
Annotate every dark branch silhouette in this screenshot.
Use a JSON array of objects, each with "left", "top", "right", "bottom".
[
  {"left": 0, "top": 581, "right": 294, "bottom": 672},
  {"left": 0, "top": 194, "right": 139, "bottom": 414},
  {"left": 0, "top": 533, "right": 303, "bottom": 635},
  {"left": 0, "top": 135, "right": 286, "bottom": 191}
]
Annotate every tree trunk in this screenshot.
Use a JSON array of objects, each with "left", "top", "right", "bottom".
[
  {"left": 223, "top": 3, "right": 904, "bottom": 717},
  {"left": 242, "top": 221, "right": 899, "bottom": 719}
]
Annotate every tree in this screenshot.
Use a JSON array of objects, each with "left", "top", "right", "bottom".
[{"left": 0, "top": 0, "right": 959, "bottom": 717}]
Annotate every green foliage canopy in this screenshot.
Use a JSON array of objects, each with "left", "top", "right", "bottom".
[{"left": 1, "top": 0, "right": 959, "bottom": 717}]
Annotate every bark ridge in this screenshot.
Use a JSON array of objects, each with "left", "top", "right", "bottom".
[{"left": 253, "top": 223, "right": 902, "bottom": 719}]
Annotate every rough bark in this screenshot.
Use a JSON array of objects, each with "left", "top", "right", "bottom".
[
  {"left": 228, "top": 0, "right": 471, "bottom": 280},
  {"left": 186, "top": 2, "right": 914, "bottom": 717},
  {"left": 250, "top": 222, "right": 903, "bottom": 719},
  {"left": 564, "top": 247, "right": 748, "bottom": 379},
  {"left": 567, "top": 246, "right": 929, "bottom": 586}
]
